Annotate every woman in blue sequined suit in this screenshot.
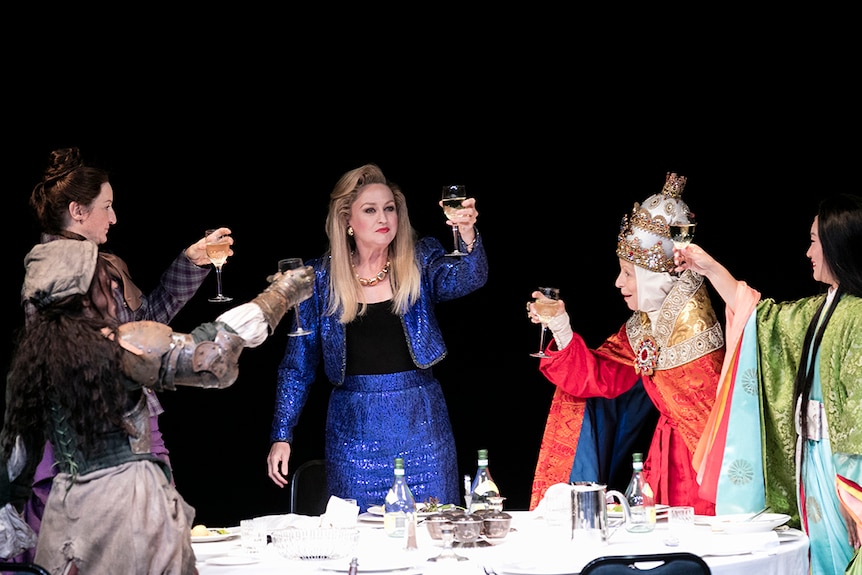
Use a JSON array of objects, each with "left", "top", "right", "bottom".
[{"left": 266, "top": 165, "right": 488, "bottom": 512}]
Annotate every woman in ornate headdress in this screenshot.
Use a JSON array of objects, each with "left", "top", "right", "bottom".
[
  {"left": 529, "top": 172, "right": 725, "bottom": 514},
  {"left": 678, "top": 193, "right": 862, "bottom": 575}
]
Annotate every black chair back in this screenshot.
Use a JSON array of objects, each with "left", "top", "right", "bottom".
[
  {"left": 289, "top": 458, "right": 330, "bottom": 516},
  {"left": 0, "top": 561, "right": 51, "bottom": 575},
  {"left": 579, "top": 552, "right": 711, "bottom": 575}
]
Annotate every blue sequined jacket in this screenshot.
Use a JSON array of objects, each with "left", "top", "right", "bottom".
[{"left": 270, "top": 234, "right": 488, "bottom": 443}]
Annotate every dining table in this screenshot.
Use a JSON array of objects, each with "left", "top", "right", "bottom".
[{"left": 193, "top": 509, "right": 809, "bottom": 575}]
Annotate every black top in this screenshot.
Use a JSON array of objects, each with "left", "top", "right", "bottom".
[{"left": 345, "top": 301, "right": 415, "bottom": 375}]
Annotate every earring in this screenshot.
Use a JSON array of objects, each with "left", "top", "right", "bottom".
[{"left": 347, "top": 226, "right": 354, "bottom": 236}]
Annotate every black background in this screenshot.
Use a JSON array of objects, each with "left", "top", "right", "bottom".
[{"left": 2, "top": 29, "right": 855, "bottom": 527}]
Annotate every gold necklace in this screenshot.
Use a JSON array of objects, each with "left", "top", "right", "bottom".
[{"left": 353, "top": 260, "right": 391, "bottom": 286}]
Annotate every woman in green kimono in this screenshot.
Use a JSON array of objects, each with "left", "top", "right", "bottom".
[{"left": 677, "top": 193, "right": 862, "bottom": 575}]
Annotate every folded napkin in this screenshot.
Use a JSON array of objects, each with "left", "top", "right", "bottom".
[
  {"left": 321, "top": 496, "right": 360, "bottom": 528},
  {"left": 253, "top": 513, "right": 321, "bottom": 533},
  {"left": 251, "top": 496, "right": 359, "bottom": 533},
  {"left": 533, "top": 482, "right": 572, "bottom": 521}
]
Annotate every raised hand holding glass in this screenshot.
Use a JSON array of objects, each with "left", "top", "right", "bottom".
[
  {"left": 441, "top": 185, "right": 469, "bottom": 256},
  {"left": 205, "top": 228, "right": 232, "bottom": 303},
  {"left": 279, "top": 258, "right": 312, "bottom": 336},
  {"left": 670, "top": 212, "right": 697, "bottom": 250},
  {"left": 530, "top": 287, "right": 560, "bottom": 358}
]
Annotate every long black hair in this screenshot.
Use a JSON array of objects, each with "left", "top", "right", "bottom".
[
  {"left": 793, "top": 193, "right": 862, "bottom": 446},
  {"left": 2, "top": 258, "right": 126, "bottom": 461}
]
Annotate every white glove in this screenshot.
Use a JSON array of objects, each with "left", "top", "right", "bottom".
[
  {"left": 217, "top": 303, "right": 269, "bottom": 348},
  {"left": 546, "top": 311, "right": 574, "bottom": 350}
]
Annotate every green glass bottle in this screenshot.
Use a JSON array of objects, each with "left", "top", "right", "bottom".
[
  {"left": 383, "top": 457, "right": 416, "bottom": 538},
  {"left": 623, "top": 452, "right": 656, "bottom": 533},
  {"left": 469, "top": 449, "right": 500, "bottom": 513}
]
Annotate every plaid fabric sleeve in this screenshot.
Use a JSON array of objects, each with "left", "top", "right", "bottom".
[{"left": 134, "top": 251, "right": 210, "bottom": 323}]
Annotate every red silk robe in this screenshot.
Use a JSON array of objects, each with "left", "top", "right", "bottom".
[{"left": 531, "top": 281, "right": 724, "bottom": 515}]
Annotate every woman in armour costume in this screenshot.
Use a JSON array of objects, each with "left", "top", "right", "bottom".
[
  {"left": 10, "top": 146, "right": 229, "bottom": 566},
  {"left": 1, "top": 239, "right": 313, "bottom": 573}
]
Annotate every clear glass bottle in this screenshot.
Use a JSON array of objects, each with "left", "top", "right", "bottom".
[
  {"left": 623, "top": 452, "right": 656, "bottom": 533},
  {"left": 469, "top": 449, "right": 500, "bottom": 513},
  {"left": 383, "top": 457, "right": 416, "bottom": 538}
]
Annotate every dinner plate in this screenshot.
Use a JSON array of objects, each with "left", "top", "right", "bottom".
[
  {"left": 706, "top": 513, "right": 791, "bottom": 534},
  {"left": 607, "top": 504, "right": 669, "bottom": 519},
  {"left": 700, "top": 544, "right": 756, "bottom": 556},
  {"left": 192, "top": 540, "right": 241, "bottom": 562},
  {"left": 190, "top": 527, "right": 240, "bottom": 543},
  {"left": 206, "top": 554, "right": 262, "bottom": 566},
  {"left": 497, "top": 558, "right": 587, "bottom": 575},
  {"left": 776, "top": 528, "right": 805, "bottom": 541},
  {"left": 366, "top": 504, "right": 438, "bottom": 517},
  {"left": 358, "top": 511, "right": 383, "bottom": 523},
  {"left": 317, "top": 555, "right": 419, "bottom": 572}
]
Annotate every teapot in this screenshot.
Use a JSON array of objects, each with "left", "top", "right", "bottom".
[{"left": 570, "top": 481, "right": 629, "bottom": 544}]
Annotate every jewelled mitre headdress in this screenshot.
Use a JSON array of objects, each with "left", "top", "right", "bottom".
[{"left": 616, "top": 172, "right": 692, "bottom": 273}]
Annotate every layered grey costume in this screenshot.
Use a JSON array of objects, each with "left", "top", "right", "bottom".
[{"left": 1, "top": 240, "right": 313, "bottom": 574}]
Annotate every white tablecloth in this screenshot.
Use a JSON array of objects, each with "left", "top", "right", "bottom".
[{"left": 194, "top": 510, "right": 809, "bottom": 575}]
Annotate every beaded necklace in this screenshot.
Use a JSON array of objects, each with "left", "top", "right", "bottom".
[{"left": 353, "top": 260, "right": 391, "bottom": 287}]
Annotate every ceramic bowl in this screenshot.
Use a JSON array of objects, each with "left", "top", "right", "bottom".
[
  {"left": 452, "top": 515, "right": 484, "bottom": 545},
  {"left": 482, "top": 512, "right": 513, "bottom": 539},
  {"left": 424, "top": 514, "right": 452, "bottom": 540}
]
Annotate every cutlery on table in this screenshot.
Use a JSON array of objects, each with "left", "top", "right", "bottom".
[{"left": 745, "top": 506, "right": 771, "bottom": 522}]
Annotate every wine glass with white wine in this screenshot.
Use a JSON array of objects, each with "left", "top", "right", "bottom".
[
  {"left": 669, "top": 213, "right": 697, "bottom": 250},
  {"left": 205, "top": 228, "right": 233, "bottom": 303},
  {"left": 530, "top": 287, "right": 560, "bottom": 358},
  {"left": 278, "top": 258, "right": 312, "bottom": 336},
  {"left": 441, "top": 184, "right": 469, "bottom": 256}
]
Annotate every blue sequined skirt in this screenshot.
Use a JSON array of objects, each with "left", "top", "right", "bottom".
[{"left": 325, "top": 369, "right": 459, "bottom": 512}]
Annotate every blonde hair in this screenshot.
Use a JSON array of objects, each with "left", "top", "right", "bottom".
[{"left": 324, "top": 164, "right": 421, "bottom": 323}]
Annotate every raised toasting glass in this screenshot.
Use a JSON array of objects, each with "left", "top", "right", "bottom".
[
  {"left": 530, "top": 286, "right": 560, "bottom": 358},
  {"left": 279, "top": 258, "right": 312, "bottom": 336},
  {"left": 669, "top": 213, "right": 697, "bottom": 250},
  {"left": 205, "top": 229, "right": 232, "bottom": 303},
  {"left": 441, "top": 184, "right": 469, "bottom": 256}
]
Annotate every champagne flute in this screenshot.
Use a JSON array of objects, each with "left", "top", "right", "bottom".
[
  {"left": 441, "top": 184, "right": 468, "bottom": 256},
  {"left": 279, "top": 258, "right": 312, "bottom": 336},
  {"left": 669, "top": 213, "right": 697, "bottom": 250},
  {"left": 530, "top": 287, "right": 560, "bottom": 358},
  {"left": 205, "top": 229, "right": 233, "bottom": 303}
]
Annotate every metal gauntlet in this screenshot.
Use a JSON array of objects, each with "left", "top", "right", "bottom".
[
  {"left": 118, "top": 320, "right": 245, "bottom": 390},
  {"left": 252, "top": 265, "right": 314, "bottom": 333}
]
